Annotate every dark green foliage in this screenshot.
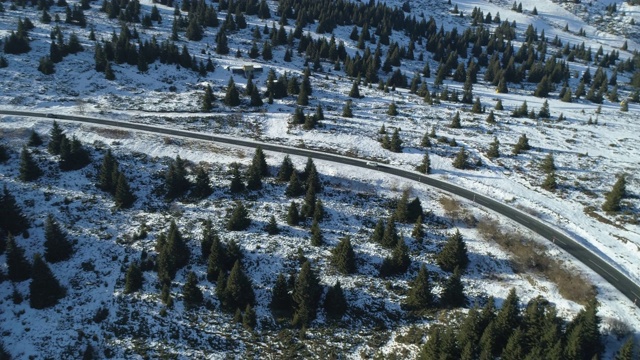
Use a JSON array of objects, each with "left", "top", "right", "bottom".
[
  {"left": 331, "top": 236, "right": 356, "bottom": 274},
  {"left": 487, "top": 137, "right": 500, "bottom": 159},
  {"left": 324, "top": 281, "right": 347, "bottom": 319},
  {"left": 512, "top": 134, "right": 531, "bottom": 154},
  {"left": 191, "top": 167, "right": 213, "bottom": 199},
  {"left": 0, "top": 186, "right": 30, "bottom": 236},
  {"left": 371, "top": 218, "right": 385, "bottom": 244},
  {"left": 615, "top": 337, "right": 635, "bottom": 360},
  {"left": 342, "top": 100, "right": 353, "bottom": 118},
  {"left": 182, "top": 271, "right": 203, "bottom": 309},
  {"left": 229, "top": 163, "right": 245, "bottom": 193},
  {"left": 285, "top": 172, "right": 304, "bottom": 197},
  {"left": 270, "top": 273, "right": 293, "bottom": 316},
  {"left": 407, "top": 197, "right": 423, "bottom": 224},
  {"left": 486, "top": 110, "right": 496, "bottom": 124},
  {"left": 452, "top": 147, "right": 469, "bottom": 169},
  {"left": 502, "top": 327, "right": 525, "bottom": 360},
  {"left": 542, "top": 171, "right": 557, "bottom": 191},
  {"left": 28, "top": 130, "right": 43, "bottom": 147},
  {"left": 251, "top": 146, "right": 269, "bottom": 177},
  {"left": 227, "top": 201, "right": 251, "bottom": 231},
  {"left": 202, "top": 84, "right": 215, "bottom": 111},
  {"left": 437, "top": 230, "right": 469, "bottom": 272},
  {"left": 416, "top": 152, "right": 431, "bottom": 174},
  {"left": 565, "top": 296, "right": 602, "bottom": 360},
  {"left": 115, "top": 172, "right": 135, "bottom": 208},
  {"left": 388, "top": 101, "right": 398, "bottom": 116},
  {"left": 44, "top": 214, "right": 73, "bottom": 263},
  {"left": 206, "top": 235, "right": 225, "bottom": 281},
  {"left": 349, "top": 80, "right": 361, "bottom": 98},
  {"left": 30, "top": 253, "right": 65, "bottom": 309},
  {"left": 265, "top": 215, "right": 279, "bottom": 235},
  {"left": 602, "top": 174, "right": 626, "bottom": 212},
  {"left": 124, "top": 262, "right": 143, "bottom": 294},
  {"left": 440, "top": 267, "right": 466, "bottom": 308},
  {"left": 310, "top": 219, "right": 323, "bottom": 246},
  {"left": 292, "top": 261, "right": 322, "bottom": 327},
  {"left": 411, "top": 215, "right": 424, "bottom": 243},
  {"left": 6, "top": 234, "right": 32, "bottom": 282},
  {"left": 277, "top": 155, "right": 295, "bottom": 182},
  {"left": 243, "top": 304, "right": 257, "bottom": 330},
  {"left": 495, "top": 288, "right": 521, "bottom": 353},
  {"left": 48, "top": 121, "right": 64, "bottom": 155},
  {"left": 404, "top": 265, "right": 434, "bottom": 311},
  {"left": 287, "top": 201, "right": 300, "bottom": 226},
  {"left": 98, "top": 150, "right": 117, "bottom": 193},
  {"left": 224, "top": 77, "right": 241, "bottom": 107},
  {"left": 381, "top": 216, "right": 399, "bottom": 248},
  {"left": 59, "top": 136, "right": 91, "bottom": 171},
  {"left": 380, "top": 238, "right": 411, "bottom": 277},
  {"left": 165, "top": 155, "right": 190, "bottom": 200},
  {"left": 245, "top": 163, "right": 262, "bottom": 190},
  {"left": 420, "top": 131, "right": 431, "bottom": 148},
  {"left": 221, "top": 260, "right": 255, "bottom": 311},
  {"left": 157, "top": 221, "right": 190, "bottom": 283},
  {"left": 0, "top": 144, "right": 8, "bottom": 163},
  {"left": 19, "top": 147, "right": 42, "bottom": 182},
  {"left": 538, "top": 100, "right": 550, "bottom": 118},
  {"left": 450, "top": 111, "right": 462, "bottom": 128}
]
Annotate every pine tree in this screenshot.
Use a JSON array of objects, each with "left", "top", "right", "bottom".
[
  {"left": 206, "top": 235, "right": 226, "bottom": 282},
  {"left": 542, "top": 171, "right": 557, "bottom": 191},
  {"left": 251, "top": 146, "right": 269, "bottom": 177},
  {"left": 421, "top": 326, "right": 443, "bottom": 359},
  {"left": 224, "top": 260, "right": 255, "bottom": 311},
  {"left": 324, "top": 281, "right": 347, "bottom": 319},
  {"left": 411, "top": 215, "right": 424, "bottom": 243},
  {"left": 602, "top": 174, "right": 626, "bottom": 212},
  {"left": 416, "top": 152, "right": 431, "bottom": 174},
  {"left": 44, "top": 214, "right": 73, "bottom": 263},
  {"left": 30, "top": 253, "right": 65, "bottom": 309},
  {"left": 405, "top": 265, "right": 434, "bottom": 311},
  {"left": 380, "top": 238, "right": 411, "bottom": 276},
  {"left": 371, "top": 218, "right": 385, "bottom": 244},
  {"left": 420, "top": 131, "right": 431, "bottom": 147},
  {"left": 182, "top": 271, "right": 203, "bottom": 309},
  {"left": 19, "top": 147, "right": 42, "bottom": 182},
  {"left": 332, "top": 236, "right": 356, "bottom": 274},
  {"left": 191, "top": 167, "right": 213, "bottom": 199},
  {"left": 48, "top": 121, "right": 64, "bottom": 155},
  {"left": 270, "top": 273, "right": 292, "bottom": 316},
  {"left": 287, "top": 201, "right": 300, "bottom": 226},
  {"left": 452, "top": 147, "right": 469, "bottom": 169},
  {"left": 501, "top": 327, "right": 525, "bottom": 360},
  {"left": 229, "top": 163, "right": 245, "bottom": 193},
  {"left": 28, "top": 130, "right": 43, "bottom": 147},
  {"left": 104, "top": 61, "right": 115, "bottom": 80},
  {"left": 285, "top": 171, "right": 304, "bottom": 198},
  {"left": 114, "top": 172, "right": 135, "bottom": 208},
  {"left": 437, "top": 230, "right": 469, "bottom": 272},
  {"left": 349, "top": 80, "right": 361, "bottom": 98},
  {"left": 388, "top": 101, "right": 398, "bottom": 116},
  {"left": 495, "top": 288, "right": 521, "bottom": 352},
  {"left": 538, "top": 100, "right": 550, "bottom": 118},
  {"left": 389, "top": 128, "right": 403, "bottom": 152},
  {"left": 124, "top": 262, "right": 143, "bottom": 294},
  {"left": 227, "top": 201, "right": 251, "bottom": 231},
  {"left": 512, "top": 134, "right": 531, "bottom": 154},
  {"left": 277, "top": 155, "right": 295, "bottom": 182},
  {"left": 614, "top": 337, "right": 635, "bottom": 360},
  {"left": 202, "top": 84, "right": 215, "bottom": 111},
  {"left": 98, "top": 150, "right": 117, "bottom": 193},
  {"left": 342, "top": 99, "right": 353, "bottom": 118},
  {"left": 6, "top": 234, "right": 32, "bottom": 282},
  {"left": 487, "top": 137, "right": 500, "bottom": 159},
  {"left": 310, "top": 219, "right": 323, "bottom": 246},
  {"left": 265, "top": 215, "right": 279, "bottom": 235},
  {"left": 0, "top": 144, "right": 8, "bottom": 163},
  {"left": 246, "top": 164, "right": 262, "bottom": 191},
  {"left": 165, "top": 155, "right": 190, "bottom": 200},
  {"left": 224, "top": 77, "right": 241, "bottom": 106},
  {"left": 0, "top": 186, "right": 30, "bottom": 236},
  {"left": 440, "top": 267, "right": 466, "bottom": 308},
  {"left": 381, "top": 216, "right": 399, "bottom": 248},
  {"left": 292, "top": 261, "right": 322, "bottom": 327},
  {"left": 450, "top": 111, "right": 462, "bottom": 128},
  {"left": 243, "top": 304, "right": 257, "bottom": 329}
]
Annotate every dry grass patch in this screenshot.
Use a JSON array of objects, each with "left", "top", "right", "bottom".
[{"left": 477, "top": 218, "right": 597, "bottom": 304}]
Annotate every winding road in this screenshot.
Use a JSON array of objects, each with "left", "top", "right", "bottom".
[{"left": 2, "top": 109, "right": 639, "bottom": 309}]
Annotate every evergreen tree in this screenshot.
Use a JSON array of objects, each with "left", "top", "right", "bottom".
[
  {"left": 19, "top": 147, "right": 42, "bottom": 182},
  {"left": 614, "top": 337, "right": 635, "bottom": 360},
  {"left": 542, "top": 171, "right": 557, "bottom": 191},
  {"left": 349, "top": 80, "right": 361, "bottom": 98},
  {"left": 223, "top": 77, "right": 241, "bottom": 106},
  {"left": 310, "top": 219, "right": 323, "bottom": 246},
  {"left": 411, "top": 215, "right": 424, "bottom": 243},
  {"left": 251, "top": 146, "right": 269, "bottom": 177},
  {"left": 48, "top": 121, "right": 64, "bottom": 155},
  {"left": 245, "top": 164, "right": 262, "bottom": 191},
  {"left": 206, "top": 235, "right": 226, "bottom": 281},
  {"left": 44, "top": 214, "right": 73, "bottom": 263},
  {"left": 227, "top": 201, "right": 251, "bottom": 231},
  {"left": 440, "top": 267, "right": 466, "bottom": 308},
  {"left": 380, "top": 238, "right": 411, "bottom": 276},
  {"left": 114, "top": 172, "right": 135, "bottom": 208},
  {"left": 495, "top": 288, "right": 521, "bottom": 352},
  {"left": 324, "top": 281, "right": 347, "bottom": 319},
  {"left": 388, "top": 101, "right": 398, "bottom": 116},
  {"left": 98, "top": 150, "right": 117, "bottom": 193},
  {"left": 28, "top": 130, "right": 43, "bottom": 147},
  {"left": 124, "top": 262, "right": 143, "bottom": 294},
  {"left": 270, "top": 273, "right": 292, "bottom": 316},
  {"left": 450, "top": 111, "right": 462, "bottom": 128},
  {"left": 602, "top": 174, "right": 626, "bottom": 212},
  {"left": 253, "top": 209, "right": 273, "bottom": 234},
  {"left": 30, "top": 253, "right": 65, "bottom": 309},
  {"left": 6, "top": 234, "right": 32, "bottom": 282},
  {"left": 277, "top": 155, "right": 295, "bottom": 182},
  {"left": 420, "top": 131, "right": 431, "bottom": 147},
  {"left": 191, "top": 167, "right": 213, "bottom": 199},
  {"left": 342, "top": 99, "right": 353, "bottom": 117},
  {"left": 487, "top": 137, "right": 500, "bottom": 159},
  {"left": 229, "top": 163, "right": 245, "bottom": 193},
  {"left": 0, "top": 144, "right": 8, "bottom": 163},
  {"left": 287, "top": 201, "right": 300, "bottom": 226},
  {"left": 243, "top": 304, "right": 257, "bottom": 330},
  {"left": 104, "top": 61, "right": 115, "bottom": 80},
  {"left": 512, "top": 134, "right": 531, "bottom": 154},
  {"left": 182, "top": 271, "right": 203, "bottom": 309},
  {"left": 223, "top": 260, "right": 255, "bottom": 311},
  {"left": 165, "top": 155, "right": 190, "bottom": 200},
  {"left": 332, "top": 236, "right": 356, "bottom": 274},
  {"left": 292, "top": 261, "right": 322, "bottom": 327},
  {"left": 381, "top": 216, "right": 399, "bottom": 248},
  {"left": 501, "top": 327, "right": 525, "bottom": 360},
  {"left": 389, "top": 128, "right": 403, "bottom": 152},
  {"left": 285, "top": 171, "right": 305, "bottom": 198},
  {"left": 437, "top": 230, "right": 469, "bottom": 272},
  {"left": 405, "top": 264, "right": 434, "bottom": 311},
  {"left": 0, "top": 186, "right": 30, "bottom": 236},
  {"left": 486, "top": 110, "right": 496, "bottom": 124},
  {"left": 452, "top": 147, "right": 469, "bottom": 169},
  {"left": 202, "top": 84, "right": 215, "bottom": 111},
  {"left": 416, "top": 152, "right": 431, "bottom": 174},
  {"left": 371, "top": 218, "right": 385, "bottom": 244},
  {"left": 538, "top": 100, "right": 551, "bottom": 118}
]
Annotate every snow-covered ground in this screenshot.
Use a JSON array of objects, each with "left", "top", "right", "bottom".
[{"left": 1, "top": 0, "right": 639, "bottom": 357}]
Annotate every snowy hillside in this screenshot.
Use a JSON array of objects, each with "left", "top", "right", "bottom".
[{"left": 1, "top": 0, "right": 640, "bottom": 358}]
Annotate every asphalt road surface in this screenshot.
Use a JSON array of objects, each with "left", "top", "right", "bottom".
[{"left": 2, "top": 109, "right": 639, "bottom": 309}]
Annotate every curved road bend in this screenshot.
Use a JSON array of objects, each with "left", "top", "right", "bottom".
[{"left": 2, "top": 110, "right": 639, "bottom": 309}]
